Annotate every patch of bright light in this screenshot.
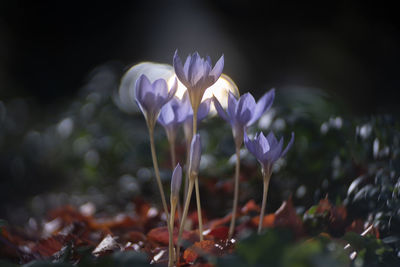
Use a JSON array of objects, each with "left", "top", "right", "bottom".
[
  {"left": 167, "top": 73, "right": 239, "bottom": 111},
  {"left": 118, "top": 61, "right": 239, "bottom": 114}
]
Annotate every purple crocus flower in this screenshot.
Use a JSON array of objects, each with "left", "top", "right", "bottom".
[
  {"left": 189, "top": 134, "right": 202, "bottom": 176},
  {"left": 157, "top": 97, "right": 187, "bottom": 144},
  {"left": 213, "top": 89, "right": 275, "bottom": 147},
  {"left": 244, "top": 131, "right": 294, "bottom": 175},
  {"left": 171, "top": 163, "right": 182, "bottom": 198},
  {"left": 173, "top": 51, "right": 224, "bottom": 113},
  {"left": 135, "top": 74, "right": 177, "bottom": 129}
]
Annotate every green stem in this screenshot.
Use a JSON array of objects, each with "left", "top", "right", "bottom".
[
  {"left": 169, "top": 199, "right": 177, "bottom": 267},
  {"left": 228, "top": 145, "right": 241, "bottom": 239},
  {"left": 176, "top": 178, "right": 195, "bottom": 266},
  {"left": 194, "top": 177, "right": 203, "bottom": 241},
  {"left": 258, "top": 170, "right": 271, "bottom": 234},
  {"left": 191, "top": 108, "right": 203, "bottom": 241},
  {"left": 183, "top": 139, "right": 191, "bottom": 207},
  {"left": 193, "top": 109, "right": 198, "bottom": 137},
  {"left": 148, "top": 127, "right": 171, "bottom": 230},
  {"left": 169, "top": 138, "right": 176, "bottom": 169}
]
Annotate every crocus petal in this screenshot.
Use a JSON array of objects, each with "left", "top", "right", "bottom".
[
  {"left": 142, "top": 92, "right": 157, "bottom": 115},
  {"left": 281, "top": 132, "right": 295, "bottom": 157},
  {"left": 266, "top": 131, "right": 278, "bottom": 147},
  {"left": 152, "top": 78, "right": 168, "bottom": 99},
  {"left": 212, "top": 95, "right": 229, "bottom": 122},
  {"left": 183, "top": 55, "right": 191, "bottom": 77},
  {"left": 206, "top": 55, "right": 213, "bottom": 68},
  {"left": 255, "top": 132, "right": 270, "bottom": 159},
  {"left": 178, "top": 92, "right": 193, "bottom": 122},
  {"left": 173, "top": 50, "right": 189, "bottom": 85},
  {"left": 209, "top": 54, "right": 224, "bottom": 82},
  {"left": 247, "top": 89, "right": 275, "bottom": 126},
  {"left": 236, "top": 93, "right": 256, "bottom": 125},
  {"left": 171, "top": 163, "right": 182, "bottom": 197},
  {"left": 167, "top": 78, "right": 178, "bottom": 100},
  {"left": 264, "top": 137, "right": 283, "bottom": 163},
  {"left": 198, "top": 98, "right": 211, "bottom": 121},
  {"left": 159, "top": 102, "right": 175, "bottom": 126},
  {"left": 189, "top": 134, "right": 202, "bottom": 175},
  {"left": 188, "top": 52, "right": 202, "bottom": 86},
  {"left": 244, "top": 131, "right": 257, "bottom": 158},
  {"left": 135, "top": 74, "right": 151, "bottom": 102},
  {"left": 227, "top": 91, "right": 238, "bottom": 121}
]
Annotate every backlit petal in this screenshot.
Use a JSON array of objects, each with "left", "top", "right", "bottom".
[
  {"left": 212, "top": 95, "right": 229, "bottom": 122},
  {"left": 210, "top": 55, "right": 224, "bottom": 82},
  {"left": 247, "top": 89, "right": 275, "bottom": 126}
]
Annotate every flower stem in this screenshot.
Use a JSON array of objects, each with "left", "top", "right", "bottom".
[
  {"left": 169, "top": 138, "right": 176, "bottom": 169},
  {"left": 176, "top": 178, "right": 195, "bottom": 266},
  {"left": 193, "top": 109, "right": 198, "bottom": 136},
  {"left": 228, "top": 145, "right": 241, "bottom": 239},
  {"left": 168, "top": 198, "right": 177, "bottom": 267},
  {"left": 258, "top": 171, "right": 271, "bottom": 234},
  {"left": 190, "top": 108, "right": 203, "bottom": 241},
  {"left": 148, "top": 127, "right": 171, "bottom": 229},
  {"left": 183, "top": 139, "right": 191, "bottom": 204},
  {"left": 194, "top": 177, "right": 203, "bottom": 241}
]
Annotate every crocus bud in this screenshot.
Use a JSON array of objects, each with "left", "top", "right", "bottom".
[
  {"left": 171, "top": 163, "right": 182, "bottom": 198},
  {"left": 189, "top": 134, "right": 202, "bottom": 177}
]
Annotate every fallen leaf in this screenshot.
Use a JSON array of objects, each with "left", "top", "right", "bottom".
[
  {"left": 183, "top": 240, "right": 216, "bottom": 263},
  {"left": 205, "top": 226, "right": 229, "bottom": 240},
  {"left": 251, "top": 214, "right": 275, "bottom": 228},
  {"left": 92, "top": 234, "right": 120, "bottom": 257},
  {"left": 32, "top": 235, "right": 67, "bottom": 258}
]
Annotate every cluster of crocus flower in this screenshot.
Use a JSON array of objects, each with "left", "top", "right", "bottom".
[
  {"left": 134, "top": 51, "right": 223, "bottom": 266},
  {"left": 130, "top": 50, "right": 294, "bottom": 266},
  {"left": 213, "top": 90, "right": 275, "bottom": 238}
]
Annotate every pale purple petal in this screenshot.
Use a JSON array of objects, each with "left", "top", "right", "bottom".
[
  {"left": 171, "top": 163, "right": 182, "bottom": 197},
  {"left": 135, "top": 74, "right": 151, "bottom": 102},
  {"left": 152, "top": 79, "right": 168, "bottom": 99},
  {"left": 142, "top": 92, "right": 157, "bottom": 114},
  {"left": 178, "top": 92, "right": 193, "bottom": 122},
  {"left": 236, "top": 93, "right": 256, "bottom": 125},
  {"left": 247, "top": 89, "right": 275, "bottom": 126},
  {"left": 198, "top": 98, "right": 211, "bottom": 121},
  {"left": 206, "top": 55, "right": 212, "bottom": 66},
  {"left": 209, "top": 54, "right": 224, "bottom": 82},
  {"left": 194, "top": 61, "right": 211, "bottom": 86},
  {"left": 173, "top": 50, "right": 188, "bottom": 85},
  {"left": 255, "top": 132, "right": 270, "bottom": 157},
  {"left": 266, "top": 131, "right": 278, "bottom": 147},
  {"left": 158, "top": 103, "right": 175, "bottom": 126},
  {"left": 227, "top": 91, "right": 238, "bottom": 120},
  {"left": 167, "top": 78, "right": 178, "bottom": 100},
  {"left": 264, "top": 137, "right": 283, "bottom": 163},
  {"left": 244, "top": 131, "right": 257, "bottom": 158},
  {"left": 183, "top": 55, "right": 191, "bottom": 77},
  {"left": 212, "top": 95, "right": 229, "bottom": 122},
  {"left": 188, "top": 52, "right": 202, "bottom": 86},
  {"left": 281, "top": 132, "right": 295, "bottom": 157},
  {"left": 189, "top": 134, "right": 202, "bottom": 175}
]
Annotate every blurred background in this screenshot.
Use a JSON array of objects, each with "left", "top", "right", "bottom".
[
  {"left": 1, "top": 1, "right": 399, "bottom": 112},
  {"left": 0, "top": 1, "right": 399, "bottom": 224}
]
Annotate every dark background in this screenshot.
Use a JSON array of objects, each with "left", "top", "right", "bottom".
[{"left": 1, "top": 0, "right": 399, "bottom": 114}]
